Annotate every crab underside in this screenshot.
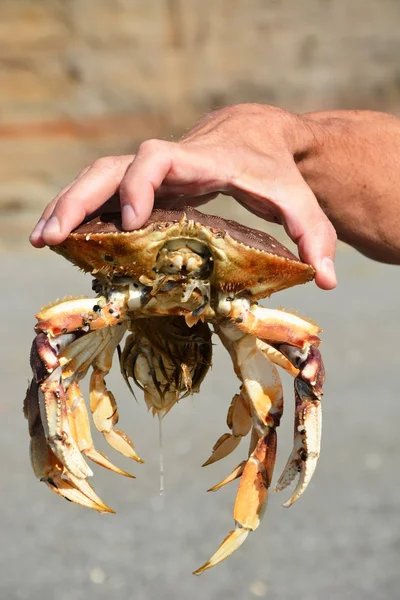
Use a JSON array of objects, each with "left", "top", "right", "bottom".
[{"left": 25, "top": 208, "right": 324, "bottom": 574}]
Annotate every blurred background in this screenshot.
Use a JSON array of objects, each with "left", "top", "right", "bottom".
[
  {"left": 1, "top": 1, "right": 400, "bottom": 599},
  {"left": 1, "top": 0, "right": 400, "bottom": 246}
]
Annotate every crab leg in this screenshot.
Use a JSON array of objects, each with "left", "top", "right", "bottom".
[
  {"left": 202, "top": 392, "right": 252, "bottom": 466},
  {"left": 59, "top": 329, "right": 113, "bottom": 381},
  {"left": 219, "top": 297, "right": 321, "bottom": 348},
  {"left": 242, "top": 330, "right": 323, "bottom": 508},
  {"left": 66, "top": 380, "right": 135, "bottom": 478},
  {"left": 90, "top": 329, "right": 144, "bottom": 463},
  {"left": 56, "top": 325, "right": 136, "bottom": 475},
  {"left": 221, "top": 298, "right": 324, "bottom": 507},
  {"left": 24, "top": 379, "right": 114, "bottom": 513},
  {"left": 257, "top": 340, "right": 299, "bottom": 377},
  {"left": 194, "top": 328, "right": 283, "bottom": 574},
  {"left": 53, "top": 329, "right": 135, "bottom": 478},
  {"left": 35, "top": 293, "right": 129, "bottom": 337}
]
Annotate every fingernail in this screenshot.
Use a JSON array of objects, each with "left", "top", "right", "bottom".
[
  {"left": 122, "top": 204, "right": 136, "bottom": 229},
  {"left": 42, "top": 215, "right": 61, "bottom": 238},
  {"left": 321, "top": 257, "right": 337, "bottom": 285},
  {"left": 29, "top": 219, "right": 46, "bottom": 242}
]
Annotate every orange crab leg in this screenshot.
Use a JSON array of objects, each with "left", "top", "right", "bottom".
[
  {"left": 66, "top": 381, "right": 135, "bottom": 478},
  {"left": 207, "top": 461, "right": 246, "bottom": 492},
  {"left": 59, "top": 329, "right": 112, "bottom": 379},
  {"left": 219, "top": 297, "right": 321, "bottom": 348},
  {"left": 35, "top": 294, "right": 129, "bottom": 337},
  {"left": 194, "top": 329, "right": 283, "bottom": 574},
  {"left": 206, "top": 411, "right": 259, "bottom": 492},
  {"left": 202, "top": 392, "right": 252, "bottom": 466},
  {"left": 258, "top": 340, "right": 299, "bottom": 377},
  {"left": 90, "top": 333, "right": 144, "bottom": 464}
]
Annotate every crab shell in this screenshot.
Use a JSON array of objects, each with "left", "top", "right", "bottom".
[{"left": 51, "top": 208, "right": 315, "bottom": 298}]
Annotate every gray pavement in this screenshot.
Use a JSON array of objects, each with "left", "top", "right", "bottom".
[{"left": 1, "top": 243, "right": 400, "bottom": 600}]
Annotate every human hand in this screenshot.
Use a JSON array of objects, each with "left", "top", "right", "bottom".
[{"left": 30, "top": 104, "right": 337, "bottom": 290}]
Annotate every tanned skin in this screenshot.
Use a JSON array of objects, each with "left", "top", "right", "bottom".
[{"left": 30, "top": 104, "right": 400, "bottom": 290}]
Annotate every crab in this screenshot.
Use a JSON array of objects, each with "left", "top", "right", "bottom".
[{"left": 24, "top": 207, "right": 324, "bottom": 574}]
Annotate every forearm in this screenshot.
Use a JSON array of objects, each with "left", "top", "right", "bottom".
[{"left": 295, "top": 110, "right": 400, "bottom": 263}]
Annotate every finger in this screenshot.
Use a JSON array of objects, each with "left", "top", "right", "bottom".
[
  {"left": 119, "top": 140, "right": 175, "bottom": 230},
  {"left": 153, "top": 192, "right": 219, "bottom": 210},
  {"left": 85, "top": 194, "right": 121, "bottom": 218},
  {"left": 296, "top": 220, "right": 337, "bottom": 290},
  {"left": 29, "top": 166, "right": 91, "bottom": 247},
  {"left": 234, "top": 170, "right": 337, "bottom": 290},
  {"left": 278, "top": 188, "right": 337, "bottom": 290},
  {"left": 40, "top": 155, "right": 134, "bottom": 245},
  {"left": 119, "top": 140, "right": 230, "bottom": 230},
  {"left": 230, "top": 192, "right": 283, "bottom": 224}
]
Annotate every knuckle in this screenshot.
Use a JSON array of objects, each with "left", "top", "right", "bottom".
[{"left": 137, "top": 138, "right": 165, "bottom": 155}]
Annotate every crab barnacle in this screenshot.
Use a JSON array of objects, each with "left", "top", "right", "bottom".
[{"left": 24, "top": 208, "right": 324, "bottom": 574}]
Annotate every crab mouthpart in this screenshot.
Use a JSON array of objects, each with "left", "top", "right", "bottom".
[{"left": 155, "top": 239, "right": 213, "bottom": 279}]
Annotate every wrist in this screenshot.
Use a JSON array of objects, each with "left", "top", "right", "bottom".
[
  {"left": 291, "top": 112, "right": 346, "bottom": 207},
  {"left": 292, "top": 110, "right": 400, "bottom": 263}
]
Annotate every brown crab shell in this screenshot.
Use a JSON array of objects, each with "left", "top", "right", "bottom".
[{"left": 51, "top": 208, "right": 315, "bottom": 299}]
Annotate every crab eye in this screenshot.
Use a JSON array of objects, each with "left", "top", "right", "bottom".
[{"left": 209, "top": 227, "right": 225, "bottom": 239}]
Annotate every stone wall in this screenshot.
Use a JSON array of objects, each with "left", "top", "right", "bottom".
[{"left": 1, "top": 0, "right": 400, "bottom": 246}]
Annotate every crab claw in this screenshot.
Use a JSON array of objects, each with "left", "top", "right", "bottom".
[
  {"left": 40, "top": 370, "right": 93, "bottom": 480},
  {"left": 35, "top": 295, "right": 128, "bottom": 337},
  {"left": 25, "top": 379, "right": 114, "bottom": 513},
  {"left": 273, "top": 343, "right": 324, "bottom": 506},
  {"left": 275, "top": 398, "right": 321, "bottom": 507},
  {"left": 43, "top": 470, "right": 115, "bottom": 514},
  {"left": 30, "top": 334, "right": 93, "bottom": 480}
]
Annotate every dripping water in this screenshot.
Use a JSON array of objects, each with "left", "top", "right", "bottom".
[{"left": 158, "top": 414, "right": 165, "bottom": 499}]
